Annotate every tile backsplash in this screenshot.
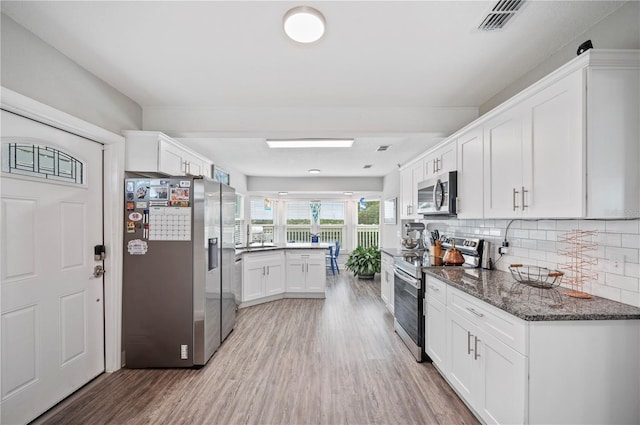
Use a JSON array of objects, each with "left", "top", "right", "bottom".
[{"left": 423, "top": 218, "right": 640, "bottom": 308}]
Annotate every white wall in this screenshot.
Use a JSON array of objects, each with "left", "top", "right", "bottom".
[
  {"left": 424, "top": 218, "right": 640, "bottom": 308},
  {"left": 480, "top": 1, "right": 640, "bottom": 114},
  {"left": 380, "top": 169, "right": 402, "bottom": 250},
  {"left": 0, "top": 13, "right": 142, "bottom": 133}
]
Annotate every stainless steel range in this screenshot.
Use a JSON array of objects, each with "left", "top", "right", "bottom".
[
  {"left": 393, "top": 249, "right": 426, "bottom": 362},
  {"left": 393, "top": 236, "right": 488, "bottom": 362}
]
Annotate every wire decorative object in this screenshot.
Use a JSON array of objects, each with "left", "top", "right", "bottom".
[
  {"left": 557, "top": 229, "right": 598, "bottom": 299},
  {"left": 508, "top": 264, "right": 565, "bottom": 306}
]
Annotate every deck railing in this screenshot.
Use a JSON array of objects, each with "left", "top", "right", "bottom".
[
  {"left": 285, "top": 224, "right": 344, "bottom": 245},
  {"left": 249, "top": 224, "right": 379, "bottom": 249},
  {"left": 356, "top": 225, "right": 379, "bottom": 249}
]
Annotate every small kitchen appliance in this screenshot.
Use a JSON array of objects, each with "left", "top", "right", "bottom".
[{"left": 402, "top": 222, "right": 426, "bottom": 250}]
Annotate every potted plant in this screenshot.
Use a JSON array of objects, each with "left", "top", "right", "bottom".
[{"left": 345, "top": 246, "right": 381, "bottom": 279}]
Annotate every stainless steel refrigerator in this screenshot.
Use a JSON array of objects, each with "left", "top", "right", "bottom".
[{"left": 122, "top": 174, "right": 236, "bottom": 368}]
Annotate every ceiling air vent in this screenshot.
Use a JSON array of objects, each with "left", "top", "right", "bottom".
[
  {"left": 479, "top": 0, "right": 525, "bottom": 31},
  {"left": 363, "top": 164, "right": 372, "bottom": 169},
  {"left": 376, "top": 145, "right": 390, "bottom": 152}
]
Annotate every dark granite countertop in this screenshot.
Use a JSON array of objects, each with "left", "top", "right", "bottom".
[
  {"left": 423, "top": 267, "right": 640, "bottom": 322},
  {"left": 381, "top": 247, "right": 404, "bottom": 257}
]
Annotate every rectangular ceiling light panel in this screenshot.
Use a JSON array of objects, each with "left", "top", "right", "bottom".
[{"left": 266, "top": 139, "right": 354, "bottom": 148}]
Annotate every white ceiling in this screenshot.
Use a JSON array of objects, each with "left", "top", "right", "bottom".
[{"left": 1, "top": 0, "right": 627, "bottom": 179}]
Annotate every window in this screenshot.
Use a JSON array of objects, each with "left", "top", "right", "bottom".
[
  {"left": 286, "top": 201, "right": 311, "bottom": 242},
  {"left": 250, "top": 198, "right": 274, "bottom": 242},
  {"left": 234, "top": 194, "right": 244, "bottom": 246},
  {"left": 287, "top": 202, "right": 311, "bottom": 225},
  {"left": 320, "top": 202, "right": 345, "bottom": 225},
  {"left": 357, "top": 200, "right": 380, "bottom": 249},
  {"left": 319, "top": 202, "right": 345, "bottom": 245},
  {"left": 358, "top": 200, "right": 379, "bottom": 225},
  {"left": 1, "top": 143, "right": 84, "bottom": 185}
]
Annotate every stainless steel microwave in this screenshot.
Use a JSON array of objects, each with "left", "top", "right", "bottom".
[{"left": 417, "top": 171, "right": 457, "bottom": 216}]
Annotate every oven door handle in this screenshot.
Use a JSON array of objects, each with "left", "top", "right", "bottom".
[{"left": 393, "top": 267, "right": 421, "bottom": 289}]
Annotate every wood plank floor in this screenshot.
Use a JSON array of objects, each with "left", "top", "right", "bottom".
[{"left": 34, "top": 273, "right": 478, "bottom": 425}]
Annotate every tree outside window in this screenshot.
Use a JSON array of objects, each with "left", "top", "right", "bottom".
[{"left": 357, "top": 200, "right": 380, "bottom": 249}]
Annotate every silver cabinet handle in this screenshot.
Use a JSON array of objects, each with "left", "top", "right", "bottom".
[
  {"left": 267, "top": 266, "right": 270, "bottom": 275},
  {"left": 512, "top": 188, "right": 520, "bottom": 211},
  {"left": 428, "top": 285, "right": 440, "bottom": 292},
  {"left": 467, "top": 331, "right": 473, "bottom": 355},
  {"left": 467, "top": 307, "right": 484, "bottom": 318},
  {"left": 474, "top": 336, "right": 480, "bottom": 360},
  {"left": 433, "top": 159, "right": 437, "bottom": 174},
  {"left": 522, "top": 186, "right": 528, "bottom": 210}
]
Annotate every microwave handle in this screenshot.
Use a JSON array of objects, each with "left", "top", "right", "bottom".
[{"left": 434, "top": 178, "right": 444, "bottom": 209}]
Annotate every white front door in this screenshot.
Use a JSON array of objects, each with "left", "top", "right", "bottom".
[{"left": 1, "top": 110, "right": 105, "bottom": 424}]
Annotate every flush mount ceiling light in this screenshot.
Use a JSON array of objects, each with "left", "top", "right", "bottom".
[
  {"left": 308, "top": 169, "right": 321, "bottom": 174},
  {"left": 283, "top": 6, "right": 326, "bottom": 43},
  {"left": 343, "top": 192, "right": 353, "bottom": 196},
  {"left": 266, "top": 139, "right": 353, "bottom": 148},
  {"left": 278, "top": 192, "right": 288, "bottom": 196}
]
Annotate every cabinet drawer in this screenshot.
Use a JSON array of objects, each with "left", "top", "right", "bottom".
[
  {"left": 447, "top": 286, "right": 527, "bottom": 354},
  {"left": 245, "top": 250, "right": 284, "bottom": 265},
  {"left": 425, "top": 276, "right": 446, "bottom": 305}
]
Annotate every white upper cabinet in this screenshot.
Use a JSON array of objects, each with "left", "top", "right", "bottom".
[
  {"left": 483, "top": 107, "right": 526, "bottom": 218},
  {"left": 483, "top": 70, "right": 584, "bottom": 219},
  {"left": 425, "top": 142, "right": 457, "bottom": 180},
  {"left": 586, "top": 63, "right": 639, "bottom": 218},
  {"left": 456, "top": 127, "right": 484, "bottom": 219},
  {"left": 400, "top": 161, "right": 424, "bottom": 219},
  {"left": 124, "top": 130, "right": 213, "bottom": 177},
  {"left": 453, "top": 49, "right": 639, "bottom": 219},
  {"left": 521, "top": 69, "right": 584, "bottom": 218}
]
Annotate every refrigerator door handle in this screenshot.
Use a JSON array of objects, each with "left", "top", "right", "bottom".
[{"left": 208, "top": 238, "right": 218, "bottom": 271}]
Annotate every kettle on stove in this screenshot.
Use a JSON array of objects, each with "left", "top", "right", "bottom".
[{"left": 443, "top": 240, "right": 465, "bottom": 265}]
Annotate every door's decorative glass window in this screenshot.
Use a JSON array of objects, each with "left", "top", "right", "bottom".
[{"left": 1, "top": 143, "right": 84, "bottom": 184}]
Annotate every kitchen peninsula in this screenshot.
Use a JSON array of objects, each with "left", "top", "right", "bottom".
[{"left": 236, "top": 243, "right": 330, "bottom": 307}]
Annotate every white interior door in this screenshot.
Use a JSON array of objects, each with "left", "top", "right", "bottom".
[{"left": 1, "top": 110, "right": 105, "bottom": 424}]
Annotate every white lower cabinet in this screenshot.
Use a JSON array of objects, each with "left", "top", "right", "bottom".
[
  {"left": 242, "top": 251, "right": 284, "bottom": 302},
  {"left": 241, "top": 249, "right": 327, "bottom": 306},
  {"left": 427, "top": 276, "right": 640, "bottom": 424},
  {"left": 476, "top": 327, "right": 527, "bottom": 425},
  {"left": 285, "top": 250, "right": 326, "bottom": 294},
  {"left": 446, "top": 307, "right": 480, "bottom": 404},
  {"left": 425, "top": 277, "right": 446, "bottom": 367},
  {"left": 445, "top": 286, "right": 527, "bottom": 425},
  {"left": 381, "top": 252, "right": 394, "bottom": 313},
  {"left": 446, "top": 288, "right": 527, "bottom": 424}
]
